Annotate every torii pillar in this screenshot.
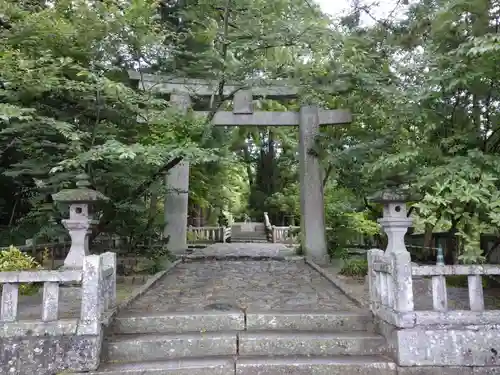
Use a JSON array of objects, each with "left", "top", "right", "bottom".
[
  {"left": 164, "top": 93, "right": 191, "bottom": 253},
  {"left": 208, "top": 91, "right": 352, "bottom": 264},
  {"left": 298, "top": 106, "right": 328, "bottom": 263}
]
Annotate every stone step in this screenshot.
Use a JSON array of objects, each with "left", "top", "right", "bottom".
[
  {"left": 112, "top": 312, "right": 372, "bottom": 335},
  {"left": 231, "top": 233, "right": 267, "bottom": 238},
  {"left": 79, "top": 357, "right": 235, "bottom": 375},
  {"left": 231, "top": 238, "right": 268, "bottom": 241},
  {"left": 77, "top": 355, "right": 395, "bottom": 375},
  {"left": 246, "top": 311, "right": 374, "bottom": 332},
  {"left": 112, "top": 312, "right": 245, "bottom": 334},
  {"left": 231, "top": 236, "right": 267, "bottom": 240},
  {"left": 238, "top": 331, "right": 386, "bottom": 357},
  {"left": 236, "top": 355, "right": 396, "bottom": 375},
  {"left": 231, "top": 240, "right": 268, "bottom": 243},
  {"left": 232, "top": 232, "right": 266, "bottom": 235},
  {"left": 104, "top": 332, "right": 237, "bottom": 363}
]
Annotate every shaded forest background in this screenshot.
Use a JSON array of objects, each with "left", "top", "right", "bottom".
[{"left": 0, "top": 0, "right": 499, "bottom": 264}]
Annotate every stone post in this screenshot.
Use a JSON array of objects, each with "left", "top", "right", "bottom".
[
  {"left": 299, "top": 105, "right": 327, "bottom": 264},
  {"left": 52, "top": 174, "right": 108, "bottom": 269},
  {"left": 369, "top": 188, "right": 413, "bottom": 254},
  {"left": 165, "top": 93, "right": 192, "bottom": 253},
  {"left": 79, "top": 254, "right": 102, "bottom": 335},
  {"left": 390, "top": 250, "right": 414, "bottom": 313}
]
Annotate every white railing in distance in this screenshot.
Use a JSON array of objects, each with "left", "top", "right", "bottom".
[
  {"left": 272, "top": 225, "right": 300, "bottom": 243},
  {"left": 187, "top": 226, "right": 231, "bottom": 243}
]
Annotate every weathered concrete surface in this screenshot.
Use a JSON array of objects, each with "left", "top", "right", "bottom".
[
  {"left": 112, "top": 311, "right": 245, "bottom": 334},
  {"left": 375, "top": 296, "right": 500, "bottom": 367},
  {"left": 120, "top": 259, "right": 359, "bottom": 315},
  {"left": 104, "top": 332, "right": 236, "bottom": 362},
  {"left": 236, "top": 356, "right": 397, "bottom": 375},
  {"left": 81, "top": 357, "right": 235, "bottom": 375},
  {"left": 245, "top": 311, "right": 373, "bottom": 332},
  {"left": 1, "top": 334, "right": 101, "bottom": 375},
  {"left": 396, "top": 327, "right": 500, "bottom": 366},
  {"left": 238, "top": 331, "right": 386, "bottom": 357},
  {"left": 112, "top": 311, "right": 373, "bottom": 335},
  {"left": 396, "top": 366, "right": 476, "bottom": 375}
]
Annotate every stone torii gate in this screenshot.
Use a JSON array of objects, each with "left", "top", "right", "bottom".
[{"left": 128, "top": 72, "right": 352, "bottom": 264}]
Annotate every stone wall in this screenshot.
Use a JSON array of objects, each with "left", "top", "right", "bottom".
[
  {"left": 1, "top": 331, "right": 102, "bottom": 375},
  {"left": 0, "top": 252, "right": 116, "bottom": 375}
]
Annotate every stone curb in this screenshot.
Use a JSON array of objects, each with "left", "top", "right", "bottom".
[
  {"left": 179, "top": 254, "right": 305, "bottom": 262},
  {"left": 305, "top": 258, "right": 368, "bottom": 308},
  {"left": 103, "top": 259, "right": 182, "bottom": 325}
]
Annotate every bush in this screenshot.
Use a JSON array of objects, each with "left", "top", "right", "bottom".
[
  {"left": 296, "top": 241, "right": 305, "bottom": 256},
  {"left": 131, "top": 245, "right": 174, "bottom": 275},
  {"left": 339, "top": 258, "right": 368, "bottom": 277},
  {"left": 0, "top": 245, "right": 42, "bottom": 295}
]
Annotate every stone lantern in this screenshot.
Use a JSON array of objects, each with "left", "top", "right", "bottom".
[
  {"left": 52, "top": 173, "right": 108, "bottom": 269},
  {"left": 369, "top": 187, "right": 413, "bottom": 254}
]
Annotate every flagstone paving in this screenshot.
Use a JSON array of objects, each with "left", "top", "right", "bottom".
[{"left": 120, "top": 258, "right": 361, "bottom": 315}]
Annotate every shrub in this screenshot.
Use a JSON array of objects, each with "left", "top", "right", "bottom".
[
  {"left": 132, "top": 245, "right": 174, "bottom": 275},
  {"left": 296, "top": 243, "right": 304, "bottom": 256},
  {"left": 339, "top": 258, "right": 368, "bottom": 277},
  {"left": 0, "top": 245, "right": 42, "bottom": 295}
]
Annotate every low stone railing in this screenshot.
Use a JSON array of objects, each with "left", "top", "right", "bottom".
[
  {"left": 223, "top": 226, "right": 232, "bottom": 242},
  {"left": 187, "top": 226, "right": 231, "bottom": 243},
  {"left": 271, "top": 225, "right": 300, "bottom": 243},
  {"left": 0, "top": 252, "right": 116, "bottom": 374},
  {"left": 368, "top": 248, "right": 500, "bottom": 368},
  {"left": 271, "top": 226, "right": 339, "bottom": 244}
]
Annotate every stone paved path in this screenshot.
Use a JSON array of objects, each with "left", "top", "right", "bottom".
[{"left": 120, "top": 259, "right": 360, "bottom": 316}]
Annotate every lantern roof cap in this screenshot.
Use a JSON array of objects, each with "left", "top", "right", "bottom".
[
  {"left": 52, "top": 173, "right": 108, "bottom": 203},
  {"left": 368, "top": 186, "right": 414, "bottom": 204}
]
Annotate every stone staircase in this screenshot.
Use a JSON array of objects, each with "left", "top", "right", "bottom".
[
  {"left": 85, "top": 311, "right": 395, "bottom": 375},
  {"left": 230, "top": 223, "right": 268, "bottom": 243}
]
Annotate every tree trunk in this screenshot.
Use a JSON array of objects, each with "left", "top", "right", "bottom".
[
  {"left": 445, "top": 220, "right": 459, "bottom": 264},
  {"left": 423, "top": 223, "right": 434, "bottom": 248}
]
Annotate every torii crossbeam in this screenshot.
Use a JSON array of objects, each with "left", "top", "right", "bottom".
[{"left": 129, "top": 72, "right": 352, "bottom": 264}]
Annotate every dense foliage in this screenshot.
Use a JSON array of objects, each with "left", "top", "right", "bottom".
[
  {"left": 0, "top": 0, "right": 499, "bottom": 264},
  {"left": 0, "top": 246, "right": 41, "bottom": 294}
]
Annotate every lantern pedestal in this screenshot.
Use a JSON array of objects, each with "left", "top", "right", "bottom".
[{"left": 61, "top": 218, "right": 91, "bottom": 270}]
